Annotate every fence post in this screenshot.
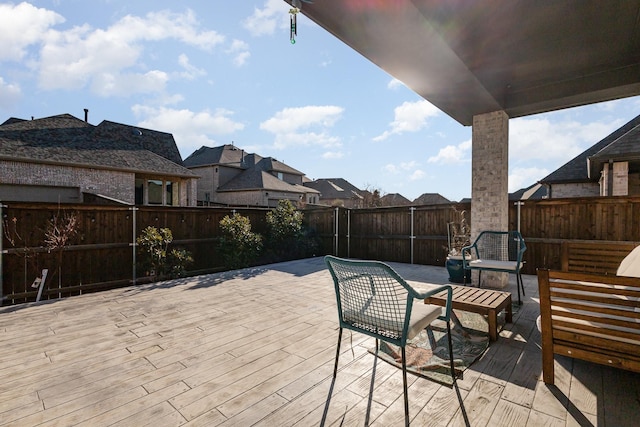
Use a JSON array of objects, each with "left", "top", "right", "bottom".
[
  {"left": 0, "top": 201, "right": 4, "bottom": 303},
  {"left": 333, "top": 207, "right": 339, "bottom": 256},
  {"left": 514, "top": 201, "right": 524, "bottom": 232},
  {"left": 410, "top": 207, "right": 416, "bottom": 264},
  {"left": 347, "top": 209, "right": 351, "bottom": 258},
  {"left": 131, "top": 206, "right": 138, "bottom": 285}
]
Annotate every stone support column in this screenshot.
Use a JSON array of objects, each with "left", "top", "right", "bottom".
[{"left": 471, "top": 110, "right": 509, "bottom": 288}]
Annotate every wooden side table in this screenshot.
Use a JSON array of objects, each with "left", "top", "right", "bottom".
[{"left": 425, "top": 285, "right": 512, "bottom": 341}]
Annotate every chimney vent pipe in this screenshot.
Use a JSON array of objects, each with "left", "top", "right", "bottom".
[{"left": 84, "top": 108, "right": 89, "bottom": 122}]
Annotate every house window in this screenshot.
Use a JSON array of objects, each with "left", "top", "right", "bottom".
[
  {"left": 135, "top": 179, "right": 144, "bottom": 204},
  {"left": 277, "top": 172, "right": 283, "bottom": 180},
  {"left": 148, "top": 179, "right": 163, "bottom": 205},
  {"left": 135, "top": 178, "right": 179, "bottom": 206},
  {"left": 166, "top": 181, "right": 174, "bottom": 206}
]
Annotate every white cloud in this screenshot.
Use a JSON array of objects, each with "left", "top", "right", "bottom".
[
  {"left": 132, "top": 105, "right": 245, "bottom": 157},
  {"left": 387, "top": 78, "right": 404, "bottom": 90},
  {"left": 373, "top": 100, "right": 440, "bottom": 141},
  {"left": 0, "top": 2, "right": 64, "bottom": 62},
  {"left": 509, "top": 116, "right": 623, "bottom": 164},
  {"left": 384, "top": 161, "right": 419, "bottom": 174},
  {"left": 260, "top": 105, "right": 344, "bottom": 149},
  {"left": 0, "top": 77, "right": 21, "bottom": 109},
  {"left": 177, "top": 54, "right": 206, "bottom": 79},
  {"left": 226, "top": 39, "right": 250, "bottom": 67},
  {"left": 509, "top": 167, "right": 549, "bottom": 192},
  {"left": 428, "top": 139, "right": 471, "bottom": 164},
  {"left": 35, "top": 9, "right": 224, "bottom": 96},
  {"left": 92, "top": 70, "right": 169, "bottom": 97},
  {"left": 322, "top": 151, "right": 344, "bottom": 159},
  {"left": 409, "top": 170, "right": 426, "bottom": 181},
  {"left": 242, "top": 0, "right": 286, "bottom": 37}
]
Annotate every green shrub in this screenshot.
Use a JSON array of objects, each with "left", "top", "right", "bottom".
[
  {"left": 265, "top": 200, "right": 319, "bottom": 260},
  {"left": 218, "top": 213, "right": 263, "bottom": 269},
  {"left": 136, "top": 226, "right": 193, "bottom": 279}
]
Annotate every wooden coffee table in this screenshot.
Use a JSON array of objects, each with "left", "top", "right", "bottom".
[{"left": 425, "top": 285, "right": 512, "bottom": 341}]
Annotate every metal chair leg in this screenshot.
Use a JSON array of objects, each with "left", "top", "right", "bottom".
[
  {"left": 446, "top": 321, "right": 457, "bottom": 383},
  {"left": 401, "top": 346, "right": 409, "bottom": 426},
  {"left": 332, "top": 327, "right": 343, "bottom": 378},
  {"left": 516, "top": 272, "right": 524, "bottom": 305}
]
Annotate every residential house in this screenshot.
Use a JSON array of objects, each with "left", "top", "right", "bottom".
[
  {"left": 412, "top": 193, "right": 451, "bottom": 205},
  {"left": 0, "top": 113, "right": 197, "bottom": 206},
  {"left": 539, "top": 114, "right": 640, "bottom": 198},
  {"left": 183, "top": 144, "right": 319, "bottom": 207},
  {"left": 303, "top": 178, "right": 364, "bottom": 208},
  {"left": 380, "top": 193, "right": 411, "bottom": 206}
]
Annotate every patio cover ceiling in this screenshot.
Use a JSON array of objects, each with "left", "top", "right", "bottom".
[{"left": 290, "top": 0, "right": 640, "bottom": 126}]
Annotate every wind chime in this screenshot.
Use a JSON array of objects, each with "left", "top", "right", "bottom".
[{"left": 289, "top": 1, "right": 300, "bottom": 44}]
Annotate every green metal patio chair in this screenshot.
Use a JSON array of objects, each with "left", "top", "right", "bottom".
[
  {"left": 323, "top": 255, "right": 456, "bottom": 426},
  {"left": 461, "top": 230, "right": 527, "bottom": 304}
]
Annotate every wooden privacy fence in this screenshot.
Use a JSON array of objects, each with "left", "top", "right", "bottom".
[
  {"left": 2, "top": 196, "right": 640, "bottom": 305},
  {"left": 304, "top": 196, "right": 640, "bottom": 276},
  {"left": 1, "top": 203, "right": 271, "bottom": 304}
]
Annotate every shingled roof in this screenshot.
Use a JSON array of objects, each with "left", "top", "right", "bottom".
[
  {"left": 303, "top": 178, "right": 363, "bottom": 200},
  {"left": 183, "top": 144, "right": 248, "bottom": 168},
  {"left": 380, "top": 193, "right": 411, "bottom": 206},
  {"left": 218, "top": 169, "right": 312, "bottom": 194},
  {"left": 588, "top": 119, "right": 640, "bottom": 179},
  {"left": 413, "top": 193, "right": 450, "bottom": 205},
  {"left": 0, "top": 114, "right": 195, "bottom": 177},
  {"left": 540, "top": 113, "right": 640, "bottom": 184}
]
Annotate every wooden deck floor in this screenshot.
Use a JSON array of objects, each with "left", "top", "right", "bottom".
[{"left": 1, "top": 257, "right": 639, "bottom": 426}]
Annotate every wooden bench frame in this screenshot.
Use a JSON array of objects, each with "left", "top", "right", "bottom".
[
  {"left": 537, "top": 269, "right": 640, "bottom": 385},
  {"left": 560, "top": 240, "right": 638, "bottom": 274},
  {"left": 462, "top": 230, "right": 527, "bottom": 305}
]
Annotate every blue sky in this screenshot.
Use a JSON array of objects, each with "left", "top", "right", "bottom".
[{"left": 1, "top": 0, "right": 639, "bottom": 202}]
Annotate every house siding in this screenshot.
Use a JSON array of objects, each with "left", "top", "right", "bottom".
[
  {"left": 0, "top": 160, "right": 133, "bottom": 203},
  {"left": 551, "top": 182, "right": 600, "bottom": 198},
  {"left": 216, "top": 190, "right": 265, "bottom": 207},
  {"left": 191, "top": 166, "right": 215, "bottom": 203}
]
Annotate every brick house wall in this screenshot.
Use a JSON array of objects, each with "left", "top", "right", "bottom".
[
  {"left": 0, "top": 160, "right": 197, "bottom": 206},
  {"left": 0, "top": 160, "right": 133, "bottom": 203},
  {"left": 551, "top": 182, "right": 600, "bottom": 198}
]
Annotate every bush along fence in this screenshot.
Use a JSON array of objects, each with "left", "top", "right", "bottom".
[{"left": 3, "top": 196, "right": 640, "bottom": 305}]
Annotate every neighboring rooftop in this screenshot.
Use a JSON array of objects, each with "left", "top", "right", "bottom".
[
  {"left": 380, "top": 193, "right": 412, "bottom": 206},
  {"left": 0, "top": 114, "right": 195, "bottom": 177},
  {"left": 303, "top": 178, "right": 364, "bottom": 200},
  {"left": 413, "top": 193, "right": 450, "bottom": 205},
  {"left": 218, "top": 169, "right": 310, "bottom": 194}
]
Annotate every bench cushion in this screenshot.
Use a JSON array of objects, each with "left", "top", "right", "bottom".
[{"left": 468, "top": 259, "right": 518, "bottom": 271}]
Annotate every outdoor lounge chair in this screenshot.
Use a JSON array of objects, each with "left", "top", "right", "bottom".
[{"left": 323, "top": 255, "right": 456, "bottom": 426}]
